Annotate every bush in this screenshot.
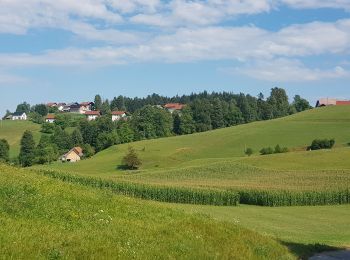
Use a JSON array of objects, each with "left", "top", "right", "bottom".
[
  {"left": 41, "top": 122, "right": 56, "bottom": 134},
  {"left": 309, "top": 139, "right": 335, "bottom": 150},
  {"left": 260, "top": 147, "right": 274, "bottom": 155},
  {"left": 122, "top": 146, "right": 142, "bottom": 170},
  {"left": 245, "top": 148, "right": 253, "bottom": 156},
  {"left": 274, "top": 144, "right": 289, "bottom": 154}
]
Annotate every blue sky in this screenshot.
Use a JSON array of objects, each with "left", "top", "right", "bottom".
[{"left": 0, "top": 0, "right": 350, "bottom": 115}]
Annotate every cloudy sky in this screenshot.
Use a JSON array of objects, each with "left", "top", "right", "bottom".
[{"left": 1, "top": 0, "right": 350, "bottom": 114}]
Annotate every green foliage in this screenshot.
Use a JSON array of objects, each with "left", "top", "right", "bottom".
[
  {"left": 245, "top": 147, "right": 253, "bottom": 156},
  {"left": 19, "top": 130, "right": 36, "bottom": 167},
  {"left": 0, "top": 139, "right": 10, "bottom": 162},
  {"left": 35, "top": 135, "right": 58, "bottom": 164},
  {"left": 293, "top": 95, "right": 311, "bottom": 112},
  {"left": 50, "top": 127, "right": 72, "bottom": 154},
  {"left": 309, "top": 139, "right": 335, "bottom": 150},
  {"left": 41, "top": 122, "right": 56, "bottom": 134},
  {"left": 117, "top": 121, "right": 135, "bottom": 143},
  {"left": 29, "top": 112, "right": 44, "bottom": 124},
  {"left": 94, "top": 94, "right": 102, "bottom": 110},
  {"left": 16, "top": 102, "right": 30, "bottom": 114},
  {"left": 274, "top": 144, "right": 289, "bottom": 154},
  {"left": 32, "top": 104, "right": 48, "bottom": 116},
  {"left": 95, "top": 131, "right": 119, "bottom": 152},
  {"left": 267, "top": 87, "right": 290, "bottom": 118},
  {"left": 81, "top": 143, "right": 95, "bottom": 158},
  {"left": 131, "top": 105, "right": 172, "bottom": 140},
  {"left": 260, "top": 147, "right": 274, "bottom": 155},
  {"left": 54, "top": 113, "right": 72, "bottom": 129},
  {"left": 71, "top": 128, "right": 84, "bottom": 147},
  {"left": 122, "top": 146, "right": 142, "bottom": 170},
  {"left": 100, "top": 99, "right": 111, "bottom": 115}
]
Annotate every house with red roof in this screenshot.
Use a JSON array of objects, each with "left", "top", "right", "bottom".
[
  {"left": 85, "top": 110, "right": 101, "bottom": 121},
  {"left": 316, "top": 98, "right": 350, "bottom": 107},
  {"left": 45, "top": 114, "right": 56, "bottom": 123},
  {"left": 111, "top": 111, "right": 127, "bottom": 122},
  {"left": 163, "top": 103, "right": 185, "bottom": 113}
]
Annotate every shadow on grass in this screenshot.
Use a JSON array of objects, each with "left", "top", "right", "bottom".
[
  {"left": 281, "top": 241, "right": 345, "bottom": 260},
  {"left": 116, "top": 165, "right": 129, "bottom": 170}
]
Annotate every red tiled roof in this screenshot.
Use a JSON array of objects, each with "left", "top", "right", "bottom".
[
  {"left": 46, "top": 114, "right": 55, "bottom": 119},
  {"left": 164, "top": 103, "right": 185, "bottom": 110},
  {"left": 112, "top": 111, "right": 126, "bottom": 115},
  {"left": 47, "top": 102, "right": 57, "bottom": 107},
  {"left": 85, "top": 111, "right": 100, "bottom": 116},
  {"left": 336, "top": 101, "right": 350, "bottom": 106}
]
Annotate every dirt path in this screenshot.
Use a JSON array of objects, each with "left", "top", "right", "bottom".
[{"left": 309, "top": 250, "right": 350, "bottom": 260}]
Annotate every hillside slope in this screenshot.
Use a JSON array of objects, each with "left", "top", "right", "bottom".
[
  {"left": 0, "top": 164, "right": 293, "bottom": 259},
  {"left": 46, "top": 106, "right": 350, "bottom": 176},
  {"left": 0, "top": 120, "right": 41, "bottom": 158}
]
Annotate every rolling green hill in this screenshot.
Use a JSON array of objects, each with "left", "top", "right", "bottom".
[
  {"left": 0, "top": 120, "right": 42, "bottom": 158},
  {"left": 0, "top": 164, "right": 293, "bottom": 259},
  {"left": 45, "top": 106, "right": 350, "bottom": 176}
]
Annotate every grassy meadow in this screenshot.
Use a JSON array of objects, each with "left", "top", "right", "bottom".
[{"left": 0, "top": 164, "right": 293, "bottom": 259}]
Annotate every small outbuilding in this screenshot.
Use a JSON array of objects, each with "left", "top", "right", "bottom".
[
  {"left": 85, "top": 110, "right": 101, "bottom": 121},
  {"left": 60, "top": 147, "right": 83, "bottom": 163}
]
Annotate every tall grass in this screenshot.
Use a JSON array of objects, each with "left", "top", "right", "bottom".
[{"left": 35, "top": 169, "right": 239, "bottom": 206}]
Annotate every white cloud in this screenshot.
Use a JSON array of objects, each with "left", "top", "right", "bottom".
[
  {"left": 281, "top": 0, "right": 350, "bottom": 10},
  {"left": 233, "top": 58, "right": 350, "bottom": 82},
  {"left": 0, "top": 72, "right": 27, "bottom": 84}
]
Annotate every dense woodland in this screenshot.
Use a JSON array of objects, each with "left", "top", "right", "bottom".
[{"left": 1, "top": 87, "right": 312, "bottom": 166}]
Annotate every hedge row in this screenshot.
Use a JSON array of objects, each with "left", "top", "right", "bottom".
[{"left": 35, "top": 169, "right": 239, "bottom": 206}]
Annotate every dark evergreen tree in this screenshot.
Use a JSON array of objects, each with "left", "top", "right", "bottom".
[
  {"left": 33, "top": 104, "right": 48, "bottom": 116},
  {"left": 0, "top": 139, "right": 10, "bottom": 162},
  {"left": 179, "top": 107, "right": 196, "bottom": 134},
  {"left": 173, "top": 112, "right": 181, "bottom": 135},
  {"left": 101, "top": 99, "right": 111, "bottom": 115},
  {"left": 71, "top": 128, "right": 84, "bottom": 147},
  {"left": 19, "top": 130, "right": 36, "bottom": 167},
  {"left": 293, "top": 95, "right": 311, "bottom": 112},
  {"left": 16, "top": 102, "right": 30, "bottom": 114},
  {"left": 210, "top": 98, "right": 225, "bottom": 129},
  {"left": 94, "top": 95, "right": 102, "bottom": 110}
]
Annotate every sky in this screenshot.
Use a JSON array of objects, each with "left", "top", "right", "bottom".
[{"left": 0, "top": 0, "right": 350, "bottom": 115}]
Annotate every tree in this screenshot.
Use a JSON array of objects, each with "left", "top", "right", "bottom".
[
  {"left": 95, "top": 131, "right": 119, "bottom": 152},
  {"left": 117, "top": 121, "right": 135, "bottom": 143},
  {"left": 54, "top": 113, "right": 72, "bottom": 129},
  {"left": 172, "top": 112, "right": 181, "bottom": 135},
  {"left": 33, "top": 104, "right": 48, "bottom": 116},
  {"left": 51, "top": 127, "right": 73, "bottom": 153},
  {"left": 35, "top": 135, "right": 58, "bottom": 164},
  {"left": 267, "top": 88, "right": 290, "bottom": 118},
  {"left": 178, "top": 107, "right": 196, "bottom": 134},
  {"left": 19, "top": 130, "right": 36, "bottom": 167},
  {"left": 94, "top": 95, "right": 102, "bottom": 110},
  {"left": 211, "top": 98, "right": 225, "bottom": 129},
  {"left": 71, "top": 128, "right": 84, "bottom": 147},
  {"left": 122, "top": 146, "right": 142, "bottom": 170},
  {"left": 293, "top": 95, "right": 311, "bottom": 112},
  {"left": 81, "top": 143, "right": 95, "bottom": 158},
  {"left": 29, "top": 112, "right": 44, "bottom": 124},
  {"left": 16, "top": 102, "right": 30, "bottom": 114},
  {"left": 245, "top": 148, "right": 253, "bottom": 157},
  {"left": 101, "top": 99, "right": 111, "bottom": 115},
  {"left": 41, "top": 122, "right": 56, "bottom": 134},
  {"left": 0, "top": 139, "right": 10, "bottom": 162},
  {"left": 2, "top": 110, "right": 12, "bottom": 120}
]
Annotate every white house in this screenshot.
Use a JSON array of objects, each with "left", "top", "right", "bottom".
[
  {"left": 45, "top": 114, "right": 55, "bottom": 123},
  {"left": 80, "top": 102, "right": 94, "bottom": 114},
  {"left": 112, "top": 111, "right": 127, "bottom": 121},
  {"left": 12, "top": 112, "right": 27, "bottom": 120},
  {"left": 85, "top": 110, "right": 101, "bottom": 121}
]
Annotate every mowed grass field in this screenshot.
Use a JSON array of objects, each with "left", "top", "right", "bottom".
[
  {"left": 0, "top": 164, "right": 293, "bottom": 259},
  {"left": 0, "top": 120, "right": 41, "bottom": 158}
]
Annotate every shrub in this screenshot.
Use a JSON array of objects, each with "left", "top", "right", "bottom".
[
  {"left": 122, "top": 146, "right": 142, "bottom": 170},
  {"left": 245, "top": 148, "right": 253, "bottom": 156},
  {"left": 260, "top": 147, "right": 274, "bottom": 155},
  {"left": 309, "top": 139, "right": 335, "bottom": 150},
  {"left": 274, "top": 144, "right": 289, "bottom": 154}
]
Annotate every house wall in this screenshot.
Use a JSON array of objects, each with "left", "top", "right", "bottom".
[
  {"left": 12, "top": 114, "right": 27, "bottom": 120},
  {"left": 64, "top": 151, "right": 81, "bottom": 162},
  {"left": 112, "top": 114, "right": 126, "bottom": 121},
  {"left": 87, "top": 115, "right": 98, "bottom": 121},
  {"left": 46, "top": 119, "right": 55, "bottom": 123}
]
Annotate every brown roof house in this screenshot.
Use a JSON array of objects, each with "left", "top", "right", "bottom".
[
  {"left": 85, "top": 110, "right": 101, "bottom": 121},
  {"left": 45, "top": 114, "right": 56, "bottom": 123},
  {"left": 163, "top": 103, "right": 185, "bottom": 113},
  {"left": 60, "top": 147, "right": 83, "bottom": 163}
]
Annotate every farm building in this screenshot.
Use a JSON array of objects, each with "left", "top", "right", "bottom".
[
  {"left": 316, "top": 98, "right": 350, "bottom": 107},
  {"left": 60, "top": 147, "right": 83, "bottom": 163},
  {"left": 80, "top": 102, "right": 94, "bottom": 113},
  {"left": 112, "top": 111, "right": 127, "bottom": 121},
  {"left": 12, "top": 112, "right": 27, "bottom": 120},
  {"left": 164, "top": 103, "right": 185, "bottom": 113},
  {"left": 45, "top": 114, "right": 55, "bottom": 123},
  {"left": 85, "top": 110, "right": 101, "bottom": 121}
]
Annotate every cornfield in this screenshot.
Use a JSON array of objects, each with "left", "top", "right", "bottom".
[{"left": 36, "top": 169, "right": 239, "bottom": 206}]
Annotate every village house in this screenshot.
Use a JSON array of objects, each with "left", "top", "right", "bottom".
[
  {"left": 163, "top": 103, "right": 185, "bottom": 113},
  {"left": 316, "top": 98, "right": 350, "bottom": 107},
  {"left": 68, "top": 102, "right": 81, "bottom": 113},
  {"left": 85, "top": 110, "right": 101, "bottom": 121},
  {"left": 46, "top": 102, "right": 57, "bottom": 108},
  {"left": 80, "top": 102, "right": 94, "bottom": 113},
  {"left": 57, "top": 103, "right": 66, "bottom": 111},
  {"left": 112, "top": 111, "right": 127, "bottom": 122},
  {"left": 60, "top": 147, "right": 83, "bottom": 163},
  {"left": 12, "top": 112, "right": 27, "bottom": 120},
  {"left": 45, "top": 114, "right": 55, "bottom": 123}
]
